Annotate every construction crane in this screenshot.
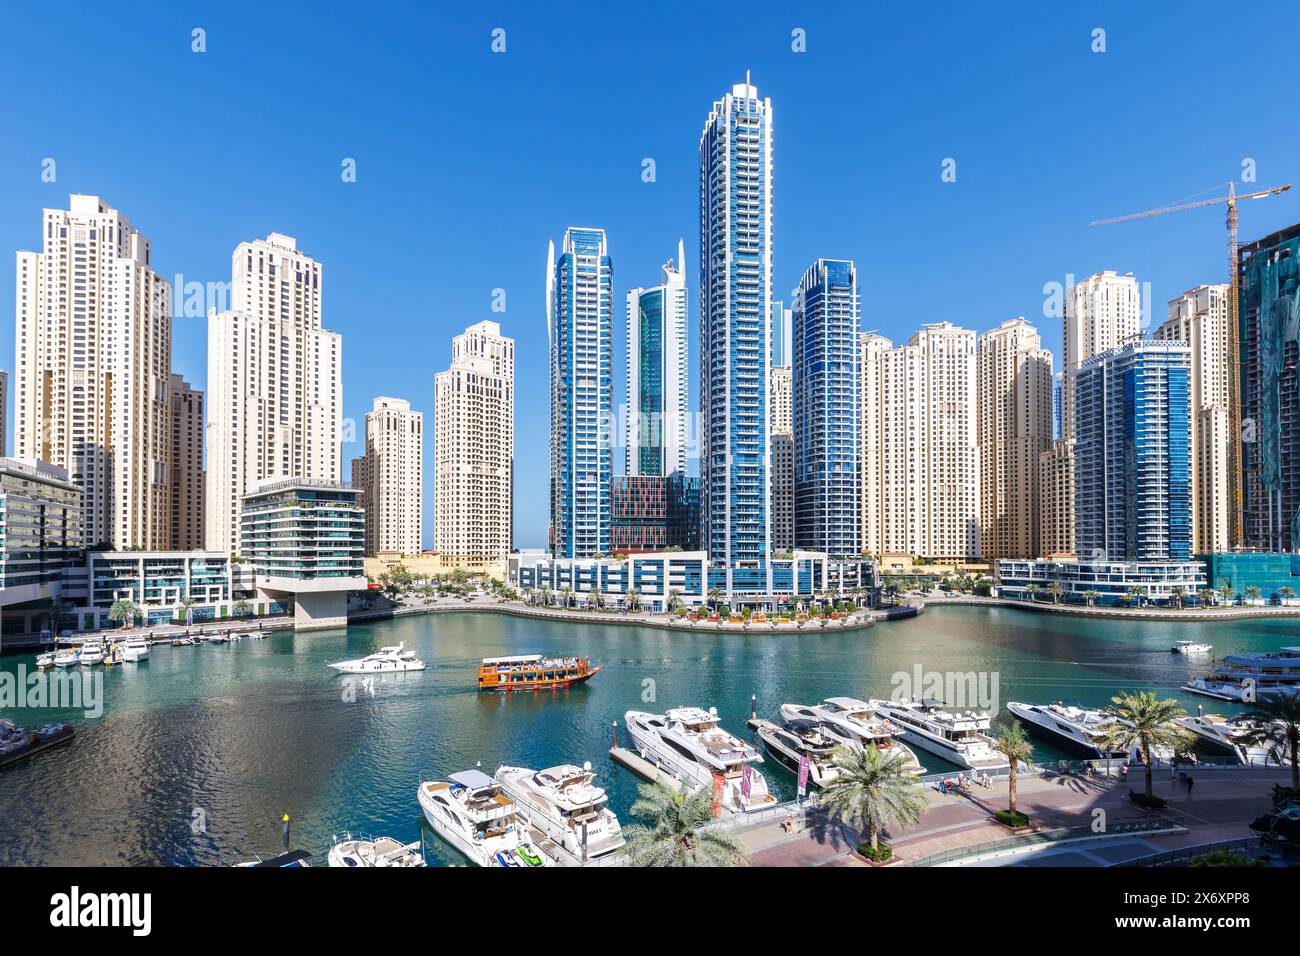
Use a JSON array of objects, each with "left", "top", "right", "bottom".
[{"left": 1090, "top": 180, "right": 1293, "bottom": 549}]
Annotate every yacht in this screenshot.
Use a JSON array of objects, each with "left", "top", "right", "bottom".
[
  {"left": 233, "top": 850, "right": 313, "bottom": 867},
  {"left": 780, "top": 697, "right": 926, "bottom": 775},
  {"left": 1183, "top": 675, "right": 1300, "bottom": 702},
  {"left": 1172, "top": 640, "right": 1213, "bottom": 654},
  {"left": 327, "top": 834, "right": 426, "bottom": 868},
  {"left": 876, "top": 698, "right": 1010, "bottom": 772},
  {"left": 77, "top": 641, "right": 104, "bottom": 665},
  {"left": 0, "top": 719, "right": 74, "bottom": 768},
  {"left": 52, "top": 648, "right": 79, "bottom": 668},
  {"left": 495, "top": 763, "right": 625, "bottom": 860},
  {"left": 623, "top": 706, "right": 777, "bottom": 815},
  {"left": 1176, "top": 714, "right": 1290, "bottom": 767},
  {"left": 328, "top": 641, "right": 426, "bottom": 674},
  {"left": 121, "top": 639, "right": 150, "bottom": 662},
  {"left": 1006, "top": 701, "right": 1128, "bottom": 758},
  {"left": 35, "top": 652, "right": 55, "bottom": 669},
  {"left": 754, "top": 718, "right": 843, "bottom": 788},
  {"left": 417, "top": 768, "right": 551, "bottom": 868}
]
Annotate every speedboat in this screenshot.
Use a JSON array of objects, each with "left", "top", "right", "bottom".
[
  {"left": 77, "top": 641, "right": 104, "bottom": 665},
  {"left": 0, "top": 719, "right": 75, "bottom": 768},
  {"left": 53, "top": 649, "right": 79, "bottom": 668},
  {"left": 1172, "top": 640, "right": 1212, "bottom": 654},
  {"left": 1176, "top": 714, "right": 1290, "bottom": 767},
  {"left": 623, "top": 706, "right": 777, "bottom": 815},
  {"left": 1007, "top": 701, "right": 1128, "bottom": 758},
  {"left": 875, "top": 698, "right": 1010, "bottom": 772},
  {"left": 780, "top": 697, "right": 926, "bottom": 775},
  {"left": 754, "top": 718, "right": 843, "bottom": 788},
  {"left": 327, "top": 834, "right": 426, "bottom": 868},
  {"left": 328, "top": 641, "right": 426, "bottom": 674},
  {"left": 121, "top": 639, "right": 150, "bottom": 662},
  {"left": 417, "top": 768, "right": 551, "bottom": 868},
  {"left": 233, "top": 850, "right": 313, "bottom": 867},
  {"left": 495, "top": 763, "right": 624, "bottom": 860},
  {"left": 35, "top": 652, "right": 56, "bottom": 669},
  {"left": 170, "top": 637, "right": 197, "bottom": 647}
]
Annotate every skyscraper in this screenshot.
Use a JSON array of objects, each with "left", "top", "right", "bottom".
[
  {"left": 976, "top": 318, "right": 1053, "bottom": 560},
  {"left": 1062, "top": 271, "right": 1142, "bottom": 439},
  {"left": 1239, "top": 223, "right": 1300, "bottom": 552},
  {"left": 1155, "top": 285, "right": 1230, "bottom": 554},
  {"left": 793, "top": 259, "right": 861, "bottom": 558},
  {"left": 770, "top": 300, "right": 792, "bottom": 369},
  {"left": 206, "top": 233, "right": 342, "bottom": 555},
  {"left": 769, "top": 365, "right": 793, "bottom": 551},
  {"left": 353, "top": 396, "right": 423, "bottom": 556},
  {"left": 1074, "top": 340, "right": 1192, "bottom": 562},
  {"left": 699, "top": 77, "right": 772, "bottom": 570},
  {"left": 547, "top": 227, "right": 613, "bottom": 558},
  {"left": 625, "top": 241, "right": 688, "bottom": 478},
  {"left": 15, "top": 195, "right": 173, "bottom": 548},
  {"left": 0, "top": 370, "right": 7, "bottom": 458},
  {"left": 1039, "top": 438, "right": 1076, "bottom": 558},
  {"left": 169, "top": 374, "right": 205, "bottom": 550},
  {"left": 434, "top": 321, "right": 514, "bottom": 568}
]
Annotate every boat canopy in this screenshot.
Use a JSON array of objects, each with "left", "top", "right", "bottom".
[
  {"left": 482, "top": 654, "right": 544, "bottom": 666},
  {"left": 449, "top": 769, "right": 495, "bottom": 790}
]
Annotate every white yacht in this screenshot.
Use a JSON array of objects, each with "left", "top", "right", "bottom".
[
  {"left": 1176, "top": 714, "right": 1289, "bottom": 767},
  {"left": 327, "top": 834, "right": 426, "bottom": 868},
  {"left": 1182, "top": 675, "right": 1300, "bottom": 702},
  {"left": 121, "top": 639, "right": 151, "bottom": 662},
  {"left": 52, "top": 648, "right": 78, "bottom": 668},
  {"left": 77, "top": 641, "right": 104, "bottom": 665},
  {"left": 623, "top": 706, "right": 777, "bottom": 815},
  {"left": 1006, "top": 701, "right": 1128, "bottom": 758},
  {"left": 35, "top": 652, "right": 56, "bottom": 669},
  {"left": 876, "top": 698, "right": 1010, "bottom": 772},
  {"left": 417, "top": 768, "right": 550, "bottom": 868},
  {"left": 495, "top": 763, "right": 624, "bottom": 860},
  {"left": 754, "top": 718, "right": 844, "bottom": 788},
  {"left": 780, "top": 697, "right": 926, "bottom": 775},
  {"left": 328, "top": 641, "right": 426, "bottom": 674},
  {"left": 1172, "top": 640, "right": 1212, "bottom": 654}
]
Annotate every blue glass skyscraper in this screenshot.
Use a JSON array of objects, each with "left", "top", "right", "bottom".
[
  {"left": 793, "top": 258, "right": 861, "bottom": 558},
  {"left": 1074, "top": 340, "right": 1192, "bottom": 562},
  {"left": 547, "top": 227, "right": 613, "bottom": 558},
  {"left": 699, "top": 77, "right": 772, "bottom": 571}
]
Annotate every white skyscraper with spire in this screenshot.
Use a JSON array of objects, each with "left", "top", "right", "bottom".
[{"left": 625, "top": 239, "right": 688, "bottom": 478}]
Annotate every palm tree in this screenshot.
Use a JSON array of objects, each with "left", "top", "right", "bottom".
[
  {"left": 1280, "top": 586, "right": 1296, "bottom": 607},
  {"left": 619, "top": 782, "right": 748, "bottom": 867},
  {"left": 1197, "top": 588, "right": 1215, "bottom": 609},
  {"left": 1239, "top": 691, "right": 1300, "bottom": 790},
  {"left": 819, "top": 744, "right": 928, "bottom": 856},
  {"left": 707, "top": 587, "right": 725, "bottom": 614},
  {"left": 1095, "top": 691, "right": 1194, "bottom": 803},
  {"left": 1024, "top": 583, "right": 1039, "bottom": 603},
  {"left": 1245, "top": 585, "right": 1263, "bottom": 606},
  {"left": 1084, "top": 589, "right": 1100, "bottom": 608},
  {"left": 1217, "top": 580, "right": 1235, "bottom": 606},
  {"left": 233, "top": 599, "right": 252, "bottom": 619},
  {"left": 176, "top": 595, "right": 196, "bottom": 625},
  {"left": 1124, "top": 584, "right": 1143, "bottom": 606},
  {"left": 1047, "top": 581, "right": 1064, "bottom": 605},
  {"left": 108, "top": 598, "right": 141, "bottom": 630},
  {"left": 666, "top": 588, "right": 683, "bottom": 613},
  {"left": 44, "top": 596, "right": 74, "bottom": 634},
  {"left": 560, "top": 585, "right": 573, "bottom": 609},
  {"left": 623, "top": 588, "right": 640, "bottom": 613},
  {"left": 587, "top": 586, "right": 603, "bottom": 610},
  {"left": 994, "top": 720, "right": 1034, "bottom": 819},
  {"left": 1171, "top": 585, "right": 1186, "bottom": 609}
]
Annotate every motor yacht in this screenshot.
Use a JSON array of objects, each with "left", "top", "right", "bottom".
[
  {"left": 779, "top": 697, "right": 926, "bottom": 775},
  {"left": 0, "top": 719, "right": 74, "bottom": 768},
  {"left": 327, "top": 834, "right": 426, "bottom": 867},
  {"left": 35, "top": 652, "right": 55, "bottom": 669},
  {"left": 1006, "top": 700, "right": 1128, "bottom": 758},
  {"left": 77, "top": 641, "right": 104, "bottom": 665},
  {"left": 623, "top": 706, "right": 777, "bottom": 815},
  {"left": 328, "top": 641, "right": 426, "bottom": 674},
  {"left": 1172, "top": 640, "right": 1213, "bottom": 654},
  {"left": 120, "top": 638, "right": 151, "bottom": 662},
  {"left": 875, "top": 698, "right": 1010, "bottom": 771},
  {"left": 52, "top": 648, "right": 78, "bottom": 668},
  {"left": 753, "top": 718, "right": 843, "bottom": 788},
  {"left": 417, "top": 768, "right": 550, "bottom": 868},
  {"left": 1176, "top": 714, "right": 1290, "bottom": 767},
  {"left": 495, "top": 763, "right": 624, "bottom": 860},
  {"left": 1182, "top": 675, "right": 1300, "bottom": 702}
]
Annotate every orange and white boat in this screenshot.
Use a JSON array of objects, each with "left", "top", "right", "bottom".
[{"left": 476, "top": 654, "right": 600, "bottom": 691}]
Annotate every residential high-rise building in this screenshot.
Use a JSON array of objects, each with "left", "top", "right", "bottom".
[
  {"left": 1154, "top": 285, "right": 1230, "bottom": 554},
  {"left": 769, "top": 365, "right": 794, "bottom": 551},
  {"left": 435, "top": 321, "right": 514, "bottom": 568},
  {"left": 1039, "top": 439, "right": 1076, "bottom": 558},
  {"left": 547, "top": 228, "right": 613, "bottom": 558},
  {"left": 1074, "top": 340, "right": 1192, "bottom": 562},
  {"left": 625, "top": 241, "right": 688, "bottom": 478},
  {"left": 699, "top": 76, "right": 772, "bottom": 570},
  {"left": 863, "top": 323, "right": 979, "bottom": 560},
  {"left": 610, "top": 473, "right": 701, "bottom": 552},
  {"left": 770, "top": 300, "right": 792, "bottom": 369},
  {"left": 976, "top": 318, "right": 1053, "bottom": 560},
  {"left": 206, "top": 233, "right": 342, "bottom": 556},
  {"left": 1062, "top": 271, "right": 1142, "bottom": 439},
  {"left": 793, "top": 259, "right": 861, "bottom": 558},
  {"left": 0, "top": 370, "right": 7, "bottom": 458},
  {"left": 169, "top": 374, "right": 205, "bottom": 550},
  {"left": 1239, "top": 223, "right": 1300, "bottom": 552},
  {"left": 353, "top": 396, "right": 422, "bottom": 556},
  {"left": 15, "top": 195, "right": 173, "bottom": 549}
]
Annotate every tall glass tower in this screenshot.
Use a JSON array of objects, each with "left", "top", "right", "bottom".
[
  {"left": 793, "top": 259, "right": 861, "bottom": 558},
  {"left": 699, "top": 76, "right": 773, "bottom": 570},
  {"left": 547, "top": 227, "right": 613, "bottom": 558},
  {"left": 625, "top": 239, "right": 688, "bottom": 478},
  {"left": 1074, "top": 340, "right": 1192, "bottom": 562}
]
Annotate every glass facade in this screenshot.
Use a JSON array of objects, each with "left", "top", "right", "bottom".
[{"left": 239, "top": 481, "right": 365, "bottom": 580}]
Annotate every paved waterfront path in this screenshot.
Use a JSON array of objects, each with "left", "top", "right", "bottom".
[{"left": 740, "top": 766, "right": 1293, "bottom": 867}]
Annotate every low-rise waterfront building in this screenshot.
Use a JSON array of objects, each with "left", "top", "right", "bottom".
[
  {"left": 0, "top": 458, "right": 83, "bottom": 633},
  {"left": 996, "top": 558, "right": 1206, "bottom": 607},
  {"left": 1198, "top": 552, "right": 1300, "bottom": 604}
]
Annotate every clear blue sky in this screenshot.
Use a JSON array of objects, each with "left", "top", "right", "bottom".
[{"left": 2, "top": 1, "right": 1298, "bottom": 550}]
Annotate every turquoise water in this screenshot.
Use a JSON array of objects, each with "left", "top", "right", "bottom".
[{"left": 0, "top": 605, "right": 1293, "bottom": 866}]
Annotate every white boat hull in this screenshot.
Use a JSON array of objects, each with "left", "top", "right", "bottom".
[
  {"left": 625, "top": 716, "right": 774, "bottom": 814},
  {"left": 328, "top": 660, "right": 426, "bottom": 674}
]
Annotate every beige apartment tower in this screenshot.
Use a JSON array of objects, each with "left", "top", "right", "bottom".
[
  {"left": 862, "top": 323, "right": 980, "bottom": 561},
  {"left": 769, "top": 365, "right": 793, "bottom": 550},
  {"left": 1061, "top": 271, "right": 1142, "bottom": 439},
  {"left": 352, "top": 396, "right": 423, "bottom": 556},
  {"left": 434, "top": 321, "right": 514, "bottom": 568},
  {"left": 15, "top": 195, "right": 173, "bottom": 548},
  {"left": 1039, "top": 438, "right": 1077, "bottom": 558},
  {"left": 977, "top": 319, "right": 1053, "bottom": 560},
  {"left": 170, "top": 374, "right": 205, "bottom": 550},
  {"left": 1154, "top": 284, "right": 1230, "bottom": 553},
  {"left": 206, "top": 233, "right": 342, "bottom": 555}
]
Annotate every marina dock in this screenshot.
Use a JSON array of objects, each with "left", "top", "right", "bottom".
[{"left": 609, "top": 746, "right": 684, "bottom": 791}]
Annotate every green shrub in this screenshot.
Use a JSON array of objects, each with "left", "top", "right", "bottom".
[
  {"left": 1189, "top": 850, "right": 1264, "bottom": 868},
  {"left": 856, "top": 843, "right": 893, "bottom": 862},
  {"left": 994, "top": 809, "right": 1030, "bottom": 828}
]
